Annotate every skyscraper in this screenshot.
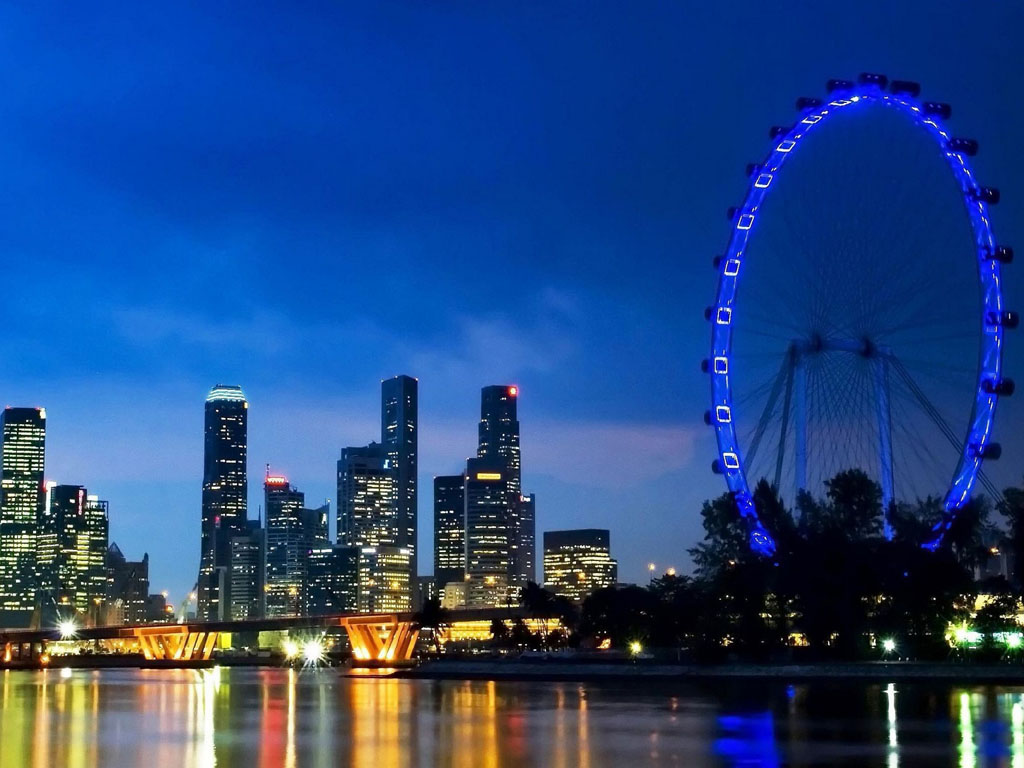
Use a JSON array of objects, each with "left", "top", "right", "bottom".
[
  {"left": 510, "top": 493, "right": 536, "bottom": 586},
  {"left": 0, "top": 406, "right": 46, "bottom": 628},
  {"left": 300, "top": 502, "right": 330, "bottom": 547},
  {"left": 36, "top": 483, "right": 107, "bottom": 624},
  {"left": 463, "top": 457, "right": 512, "bottom": 608},
  {"left": 357, "top": 545, "right": 413, "bottom": 613},
  {"left": 475, "top": 386, "right": 536, "bottom": 593},
  {"left": 106, "top": 543, "right": 149, "bottom": 625},
  {"left": 306, "top": 544, "right": 359, "bottom": 616},
  {"left": 198, "top": 385, "right": 248, "bottom": 622},
  {"left": 381, "top": 375, "right": 417, "bottom": 579},
  {"left": 37, "top": 483, "right": 86, "bottom": 617},
  {"left": 230, "top": 519, "right": 265, "bottom": 621},
  {"left": 543, "top": 529, "right": 618, "bottom": 603},
  {"left": 265, "top": 475, "right": 306, "bottom": 618},
  {"left": 83, "top": 495, "right": 110, "bottom": 625},
  {"left": 337, "top": 443, "right": 396, "bottom": 548},
  {"left": 433, "top": 474, "right": 465, "bottom": 591},
  {"left": 478, "top": 386, "right": 520, "bottom": 494}
]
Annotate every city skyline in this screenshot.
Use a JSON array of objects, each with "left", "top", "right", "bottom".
[{"left": 0, "top": 3, "right": 1021, "bottom": 606}]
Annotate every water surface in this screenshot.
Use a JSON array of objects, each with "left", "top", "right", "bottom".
[{"left": 1, "top": 667, "right": 1022, "bottom": 766}]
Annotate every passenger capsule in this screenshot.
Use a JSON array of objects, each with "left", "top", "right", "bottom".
[{"left": 923, "top": 101, "right": 952, "bottom": 119}]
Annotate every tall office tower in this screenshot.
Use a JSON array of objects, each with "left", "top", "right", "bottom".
[
  {"left": 478, "top": 386, "right": 520, "bottom": 494},
  {"left": 463, "top": 457, "right": 512, "bottom": 608},
  {"left": 357, "top": 545, "right": 413, "bottom": 613},
  {"left": 476, "top": 386, "right": 536, "bottom": 593},
  {"left": 37, "top": 483, "right": 86, "bottom": 616},
  {"left": 510, "top": 493, "right": 536, "bottom": 587},
  {"left": 381, "top": 375, "right": 418, "bottom": 582},
  {"left": 543, "top": 529, "right": 618, "bottom": 603},
  {"left": 300, "top": 502, "right": 330, "bottom": 547},
  {"left": 198, "top": 385, "right": 248, "bottom": 621},
  {"left": 306, "top": 544, "right": 359, "bottom": 616},
  {"left": 83, "top": 495, "right": 110, "bottom": 624},
  {"left": 265, "top": 475, "right": 306, "bottom": 617},
  {"left": 36, "top": 484, "right": 108, "bottom": 624},
  {"left": 230, "top": 519, "right": 265, "bottom": 621},
  {"left": 0, "top": 407, "right": 46, "bottom": 628},
  {"left": 433, "top": 475, "right": 465, "bottom": 591},
  {"left": 337, "top": 443, "right": 396, "bottom": 548},
  {"left": 106, "top": 543, "right": 149, "bottom": 625}
]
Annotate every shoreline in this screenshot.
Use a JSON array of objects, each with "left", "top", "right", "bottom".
[{"left": 397, "top": 660, "right": 1024, "bottom": 684}]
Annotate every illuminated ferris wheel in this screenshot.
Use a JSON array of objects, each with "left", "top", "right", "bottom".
[{"left": 704, "top": 74, "right": 1016, "bottom": 555}]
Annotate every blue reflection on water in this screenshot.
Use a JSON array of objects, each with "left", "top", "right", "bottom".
[{"left": 715, "top": 711, "right": 779, "bottom": 767}]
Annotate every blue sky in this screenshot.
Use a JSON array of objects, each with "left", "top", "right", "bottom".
[{"left": 1, "top": 2, "right": 1021, "bottom": 600}]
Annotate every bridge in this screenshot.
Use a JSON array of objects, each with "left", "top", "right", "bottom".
[{"left": 0, "top": 606, "right": 542, "bottom": 668}]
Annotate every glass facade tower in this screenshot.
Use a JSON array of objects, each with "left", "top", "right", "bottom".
[
  {"left": 198, "top": 385, "right": 248, "bottom": 621},
  {"left": 265, "top": 475, "right": 306, "bottom": 618},
  {"left": 433, "top": 474, "right": 465, "bottom": 591},
  {"left": 381, "top": 375, "right": 418, "bottom": 580},
  {"left": 0, "top": 406, "right": 46, "bottom": 628}
]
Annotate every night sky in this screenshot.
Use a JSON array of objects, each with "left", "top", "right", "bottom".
[{"left": 1, "top": 2, "right": 1021, "bottom": 601}]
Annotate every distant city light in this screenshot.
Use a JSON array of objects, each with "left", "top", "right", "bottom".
[
  {"left": 282, "top": 639, "right": 300, "bottom": 660},
  {"left": 1007, "top": 633, "right": 1023, "bottom": 650},
  {"left": 629, "top": 641, "right": 642, "bottom": 655},
  {"left": 881, "top": 638, "right": 896, "bottom": 653},
  {"left": 58, "top": 620, "right": 77, "bottom": 640},
  {"left": 508, "top": 386, "right": 518, "bottom": 397},
  {"left": 666, "top": 567, "right": 676, "bottom": 576},
  {"left": 302, "top": 639, "right": 325, "bottom": 665}
]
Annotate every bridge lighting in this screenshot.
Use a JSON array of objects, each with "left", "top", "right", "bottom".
[
  {"left": 58, "top": 620, "right": 78, "bottom": 640},
  {"left": 881, "top": 638, "right": 896, "bottom": 654},
  {"left": 282, "top": 639, "right": 300, "bottom": 661}
]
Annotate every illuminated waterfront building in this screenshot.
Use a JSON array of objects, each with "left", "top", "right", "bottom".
[
  {"left": 464, "top": 458, "right": 512, "bottom": 608},
  {"left": 265, "top": 475, "right": 306, "bottom": 617},
  {"left": 306, "top": 545, "right": 359, "bottom": 615},
  {"left": 358, "top": 545, "right": 413, "bottom": 612},
  {"left": 36, "top": 484, "right": 108, "bottom": 623},
  {"left": 543, "top": 529, "right": 618, "bottom": 603},
  {"left": 0, "top": 406, "right": 45, "bottom": 628},
  {"left": 433, "top": 474, "right": 465, "bottom": 591},
  {"left": 381, "top": 375, "right": 418, "bottom": 586},
  {"left": 198, "top": 385, "right": 248, "bottom": 621},
  {"left": 106, "top": 542, "right": 149, "bottom": 624},
  {"left": 230, "top": 519, "right": 265, "bottom": 621}
]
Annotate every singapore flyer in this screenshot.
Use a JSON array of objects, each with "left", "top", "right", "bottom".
[{"left": 706, "top": 74, "right": 1016, "bottom": 556}]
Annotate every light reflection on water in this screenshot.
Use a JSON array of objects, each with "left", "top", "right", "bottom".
[{"left": 4, "top": 668, "right": 1024, "bottom": 767}]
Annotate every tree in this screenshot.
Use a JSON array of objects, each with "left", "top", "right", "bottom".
[
  {"left": 999, "top": 482, "right": 1024, "bottom": 589},
  {"left": 489, "top": 618, "right": 510, "bottom": 648},
  {"left": 413, "top": 598, "right": 451, "bottom": 654}
]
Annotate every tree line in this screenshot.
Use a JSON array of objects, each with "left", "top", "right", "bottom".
[{"left": 419, "top": 469, "right": 1024, "bottom": 662}]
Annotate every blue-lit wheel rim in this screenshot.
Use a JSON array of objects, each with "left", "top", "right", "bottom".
[{"left": 708, "top": 80, "right": 1008, "bottom": 555}]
